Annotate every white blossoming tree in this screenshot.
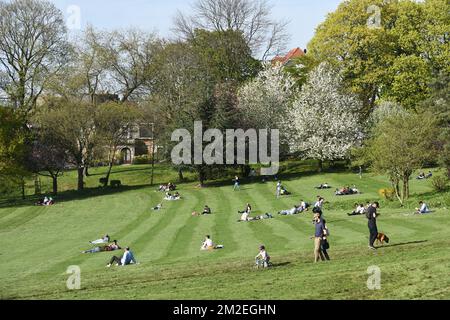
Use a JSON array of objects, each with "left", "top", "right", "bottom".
[
  {"left": 288, "top": 62, "right": 363, "bottom": 171},
  {"left": 237, "top": 62, "right": 297, "bottom": 145}
]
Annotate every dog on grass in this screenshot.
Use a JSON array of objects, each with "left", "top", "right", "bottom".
[{"left": 375, "top": 233, "right": 390, "bottom": 246}]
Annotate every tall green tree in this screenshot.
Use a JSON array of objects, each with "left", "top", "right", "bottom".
[
  {"left": 153, "top": 30, "right": 260, "bottom": 185},
  {"left": 308, "top": 0, "right": 449, "bottom": 113},
  {"left": 34, "top": 99, "right": 96, "bottom": 191},
  {"left": 365, "top": 112, "right": 439, "bottom": 205}
]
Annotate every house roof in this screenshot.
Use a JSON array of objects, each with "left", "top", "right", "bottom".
[{"left": 272, "top": 47, "right": 305, "bottom": 65}]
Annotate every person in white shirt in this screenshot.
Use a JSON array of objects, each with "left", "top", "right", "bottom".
[
  {"left": 255, "top": 245, "right": 270, "bottom": 268},
  {"left": 276, "top": 181, "right": 282, "bottom": 198},
  {"left": 201, "top": 235, "right": 215, "bottom": 250},
  {"left": 90, "top": 234, "right": 110, "bottom": 244},
  {"left": 415, "top": 201, "right": 430, "bottom": 214},
  {"left": 314, "top": 196, "right": 324, "bottom": 210}
]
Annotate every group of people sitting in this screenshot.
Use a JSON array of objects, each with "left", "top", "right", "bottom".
[
  {"left": 416, "top": 171, "right": 433, "bottom": 180},
  {"left": 200, "top": 235, "right": 224, "bottom": 250},
  {"left": 83, "top": 234, "right": 138, "bottom": 267},
  {"left": 347, "top": 203, "right": 370, "bottom": 216},
  {"left": 35, "top": 196, "right": 55, "bottom": 206},
  {"left": 164, "top": 192, "right": 181, "bottom": 201},
  {"left": 335, "top": 185, "right": 359, "bottom": 196},
  {"left": 158, "top": 182, "right": 177, "bottom": 192},
  {"left": 192, "top": 205, "right": 212, "bottom": 216},
  {"left": 237, "top": 203, "right": 274, "bottom": 222}
]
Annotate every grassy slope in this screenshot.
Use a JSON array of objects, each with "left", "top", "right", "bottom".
[{"left": 0, "top": 164, "right": 449, "bottom": 300}]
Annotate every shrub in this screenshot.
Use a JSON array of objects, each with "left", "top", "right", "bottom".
[
  {"left": 99, "top": 178, "right": 107, "bottom": 185},
  {"left": 378, "top": 188, "right": 395, "bottom": 201},
  {"left": 431, "top": 175, "right": 449, "bottom": 192},
  {"left": 133, "top": 155, "right": 151, "bottom": 165}
]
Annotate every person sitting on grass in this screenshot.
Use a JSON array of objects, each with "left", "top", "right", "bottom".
[
  {"left": 90, "top": 234, "right": 110, "bottom": 244},
  {"left": 299, "top": 200, "right": 310, "bottom": 212},
  {"left": 415, "top": 201, "right": 431, "bottom": 214},
  {"left": 278, "top": 205, "right": 300, "bottom": 216},
  {"left": 83, "top": 240, "right": 120, "bottom": 254},
  {"left": 152, "top": 203, "right": 162, "bottom": 210},
  {"left": 255, "top": 245, "right": 271, "bottom": 268},
  {"left": 316, "top": 183, "right": 331, "bottom": 189},
  {"left": 106, "top": 247, "right": 137, "bottom": 267},
  {"left": 347, "top": 203, "right": 366, "bottom": 216},
  {"left": 416, "top": 172, "right": 426, "bottom": 180},
  {"left": 280, "top": 185, "right": 291, "bottom": 196},
  {"left": 425, "top": 171, "right": 433, "bottom": 179},
  {"left": 202, "top": 205, "right": 212, "bottom": 215},
  {"left": 238, "top": 203, "right": 252, "bottom": 221}
]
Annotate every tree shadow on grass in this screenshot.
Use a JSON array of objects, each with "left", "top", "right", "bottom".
[
  {"left": 380, "top": 240, "right": 428, "bottom": 248},
  {"left": 0, "top": 184, "right": 152, "bottom": 209}
]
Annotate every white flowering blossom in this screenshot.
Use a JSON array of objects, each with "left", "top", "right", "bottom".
[
  {"left": 288, "top": 62, "right": 363, "bottom": 161},
  {"left": 237, "top": 62, "right": 297, "bottom": 144}
]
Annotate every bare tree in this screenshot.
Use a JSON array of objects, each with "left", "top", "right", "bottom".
[
  {"left": 173, "top": 0, "right": 290, "bottom": 60},
  {"left": 100, "top": 29, "right": 162, "bottom": 102},
  {"left": 0, "top": 0, "right": 68, "bottom": 115}
]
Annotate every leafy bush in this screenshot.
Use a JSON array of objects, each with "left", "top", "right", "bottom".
[
  {"left": 431, "top": 175, "right": 449, "bottom": 192},
  {"left": 378, "top": 188, "right": 395, "bottom": 201},
  {"left": 132, "top": 155, "right": 151, "bottom": 165}
]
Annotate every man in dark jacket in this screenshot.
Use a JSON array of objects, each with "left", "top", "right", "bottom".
[{"left": 367, "top": 202, "right": 380, "bottom": 250}]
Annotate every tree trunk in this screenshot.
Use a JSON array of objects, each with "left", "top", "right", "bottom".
[
  {"left": 103, "top": 162, "right": 114, "bottom": 187},
  {"left": 198, "top": 167, "right": 206, "bottom": 187},
  {"left": 84, "top": 164, "right": 90, "bottom": 177},
  {"left": 178, "top": 168, "right": 184, "bottom": 181},
  {"left": 318, "top": 159, "right": 323, "bottom": 173},
  {"left": 77, "top": 167, "right": 84, "bottom": 191},
  {"left": 391, "top": 178, "right": 403, "bottom": 206},
  {"left": 52, "top": 175, "right": 58, "bottom": 195},
  {"left": 21, "top": 178, "right": 26, "bottom": 200}
]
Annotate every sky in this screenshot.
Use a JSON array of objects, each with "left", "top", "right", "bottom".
[{"left": 51, "top": 0, "right": 343, "bottom": 52}]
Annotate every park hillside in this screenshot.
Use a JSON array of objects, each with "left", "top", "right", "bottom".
[
  {"left": 0, "top": 162, "right": 449, "bottom": 299},
  {"left": 0, "top": 0, "right": 449, "bottom": 300}
]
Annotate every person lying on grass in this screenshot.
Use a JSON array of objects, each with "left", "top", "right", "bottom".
[
  {"left": 415, "top": 201, "right": 431, "bottom": 214},
  {"left": 164, "top": 192, "right": 181, "bottom": 201},
  {"left": 158, "top": 182, "right": 177, "bottom": 192},
  {"left": 152, "top": 203, "right": 162, "bottom": 210},
  {"left": 315, "top": 183, "right": 331, "bottom": 189},
  {"left": 255, "top": 245, "right": 271, "bottom": 268},
  {"left": 278, "top": 205, "right": 301, "bottom": 216},
  {"left": 238, "top": 212, "right": 273, "bottom": 222},
  {"left": 83, "top": 240, "right": 120, "bottom": 254},
  {"left": 200, "top": 235, "right": 223, "bottom": 250},
  {"left": 106, "top": 247, "right": 137, "bottom": 267},
  {"left": 89, "top": 234, "right": 110, "bottom": 244}
]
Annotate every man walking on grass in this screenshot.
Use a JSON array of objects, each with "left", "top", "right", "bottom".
[
  {"left": 367, "top": 202, "right": 380, "bottom": 250},
  {"left": 312, "top": 212, "right": 327, "bottom": 262}
]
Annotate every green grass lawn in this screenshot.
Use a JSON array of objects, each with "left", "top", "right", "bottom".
[{"left": 0, "top": 164, "right": 449, "bottom": 299}]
